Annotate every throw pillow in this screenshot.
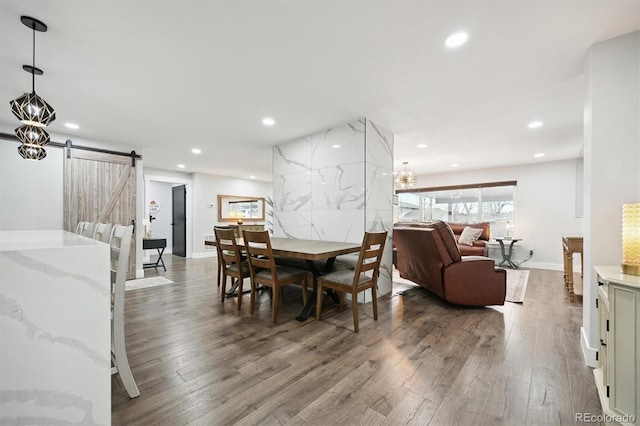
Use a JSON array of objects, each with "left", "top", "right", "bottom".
[{"left": 458, "top": 226, "right": 483, "bottom": 246}]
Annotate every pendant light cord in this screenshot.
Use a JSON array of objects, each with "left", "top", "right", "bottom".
[{"left": 31, "top": 25, "right": 36, "bottom": 94}]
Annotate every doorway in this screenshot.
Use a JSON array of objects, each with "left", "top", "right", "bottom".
[
  {"left": 143, "top": 174, "right": 193, "bottom": 275},
  {"left": 172, "top": 185, "right": 186, "bottom": 257}
]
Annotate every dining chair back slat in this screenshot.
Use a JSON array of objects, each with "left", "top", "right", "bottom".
[{"left": 93, "top": 222, "right": 113, "bottom": 243}]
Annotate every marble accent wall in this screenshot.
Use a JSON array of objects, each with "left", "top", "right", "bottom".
[
  {"left": 0, "top": 230, "right": 110, "bottom": 425},
  {"left": 273, "top": 118, "right": 394, "bottom": 296}
]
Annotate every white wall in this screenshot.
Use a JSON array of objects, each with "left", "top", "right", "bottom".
[
  {"left": 192, "top": 173, "right": 272, "bottom": 257},
  {"left": 0, "top": 140, "right": 63, "bottom": 230},
  {"left": 413, "top": 158, "right": 583, "bottom": 270},
  {"left": 147, "top": 181, "right": 174, "bottom": 250},
  {"left": 582, "top": 31, "right": 640, "bottom": 367}
]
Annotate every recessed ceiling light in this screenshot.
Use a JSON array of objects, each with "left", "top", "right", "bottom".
[
  {"left": 262, "top": 117, "right": 275, "bottom": 126},
  {"left": 451, "top": 163, "right": 459, "bottom": 167},
  {"left": 332, "top": 144, "right": 341, "bottom": 148},
  {"left": 249, "top": 175, "right": 256, "bottom": 179},
  {"left": 382, "top": 172, "right": 388, "bottom": 176},
  {"left": 177, "top": 164, "right": 185, "bottom": 169},
  {"left": 534, "top": 153, "right": 545, "bottom": 158},
  {"left": 64, "top": 122, "right": 80, "bottom": 129},
  {"left": 528, "top": 121, "right": 543, "bottom": 129},
  {"left": 417, "top": 144, "right": 427, "bottom": 149},
  {"left": 445, "top": 32, "right": 468, "bottom": 48},
  {"left": 191, "top": 148, "right": 201, "bottom": 154}
]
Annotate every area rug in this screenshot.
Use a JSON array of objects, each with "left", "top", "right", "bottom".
[
  {"left": 125, "top": 276, "right": 174, "bottom": 291},
  {"left": 505, "top": 269, "right": 529, "bottom": 303}
]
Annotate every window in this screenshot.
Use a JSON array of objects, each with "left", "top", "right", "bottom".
[{"left": 395, "top": 181, "right": 516, "bottom": 237}]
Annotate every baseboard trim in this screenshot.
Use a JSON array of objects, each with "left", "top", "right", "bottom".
[
  {"left": 581, "top": 326, "right": 598, "bottom": 368},
  {"left": 506, "top": 261, "right": 582, "bottom": 273}
]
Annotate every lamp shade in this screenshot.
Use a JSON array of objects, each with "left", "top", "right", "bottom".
[
  {"left": 9, "top": 92, "right": 56, "bottom": 127},
  {"left": 17, "top": 144, "right": 46, "bottom": 161},
  {"left": 15, "top": 124, "right": 50, "bottom": 146},
  {"left": 622, "top": 203, "right": 640, "bottom": 276}
]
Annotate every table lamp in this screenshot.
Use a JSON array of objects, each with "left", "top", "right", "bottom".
[{"left": 622, "top": 203, "right": 640, "bottom": 276}]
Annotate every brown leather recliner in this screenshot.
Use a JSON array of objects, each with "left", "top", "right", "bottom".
[{"left": 394, "top": 221, "right": 506, "bottom": 306}]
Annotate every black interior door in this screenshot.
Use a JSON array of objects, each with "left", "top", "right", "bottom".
[{"left": 172, "top": 185, "right": 186, "bottom": 257}]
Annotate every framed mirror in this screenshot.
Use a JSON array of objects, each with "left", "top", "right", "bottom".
[{"left": 218, "top": 194, "right": 265, "bottom": 222}]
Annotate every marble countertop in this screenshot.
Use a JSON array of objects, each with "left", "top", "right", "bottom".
[
  {"left": 595, "top": 265, "right": 640, "bottom": 289},
  {"left": 0, "top": 230, "right": 104, "bottom": 251}
]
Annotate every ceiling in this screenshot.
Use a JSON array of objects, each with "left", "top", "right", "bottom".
[{"left": 1, "top": 1, "right": 638, "bottom": 182}]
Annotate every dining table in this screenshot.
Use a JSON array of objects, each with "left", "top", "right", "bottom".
[{"left": 205, "top": 236, "right": 362, "bottom": 322}]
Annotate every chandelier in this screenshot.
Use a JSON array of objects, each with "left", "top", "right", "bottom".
[
  {"left": 395, "top": 161, "right": 417, "bottom": 188},
  {"left": 9, "top": 16, "right": 56, "bottom": 160}
]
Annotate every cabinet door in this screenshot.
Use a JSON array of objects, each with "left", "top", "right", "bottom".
[
  {"left": 609, "top": 283, "right": 639, "bottom": 420},
  {"left": 597, "top": 286, "right": 609, "bottom": 385}
]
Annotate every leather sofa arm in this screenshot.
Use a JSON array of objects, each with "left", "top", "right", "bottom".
[
  {"left": 470, "top": 240, "right": 489, "bottom": 256},
  {"left": 442, "top": 258, "right": 506, "bottom": 306}
]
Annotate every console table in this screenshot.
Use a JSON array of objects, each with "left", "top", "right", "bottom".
[
  {"left": 143, "top": 238, "right": 167, "bottom": 271},
  {"left": 562, "top": 236, "right": 583, "bottom": 295}
]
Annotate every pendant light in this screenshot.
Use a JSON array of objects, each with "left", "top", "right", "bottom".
[
  {"left": 395, "top": 161, "right": 417, "bottom": 188},
  {"left": 9, "top": 16, "right": 55, "bottom": 160}
]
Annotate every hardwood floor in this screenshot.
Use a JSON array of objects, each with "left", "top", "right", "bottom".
[{"left": 112, "top": 256, "right": 602, "bottom": 425}]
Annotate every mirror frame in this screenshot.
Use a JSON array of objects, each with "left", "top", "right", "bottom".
[{"left": 217, "top": 194, "right": 265, "bottom": 222}]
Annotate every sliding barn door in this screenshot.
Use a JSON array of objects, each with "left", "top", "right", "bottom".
[{"left": 64, "top": 150, "right": 137, "bottom": 278}]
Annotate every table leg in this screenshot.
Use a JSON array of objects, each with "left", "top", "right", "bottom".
[
  {"left": 505, "top": 241, "right": 518, "bottom": 269},
  {"left": 143, "top": 247, "right": 166, "bottom": 270},
  {"left": 497, "top": 240, "right": 507, "bottom": 267},
  {"left": 562, "top": 245, "right": 568, "bottom": 285},
  {"left": 156, "top": 248, "right": 166, "bottom": 271},
  {"left": 567, "top": 252, "right": 573, "bottom": 292},
  {"left": 294, "top": 258, "right": 339, "bottom": 322}
]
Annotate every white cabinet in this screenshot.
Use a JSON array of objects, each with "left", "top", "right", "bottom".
[{"left": 594, "top": 266, "right": 640, "bottom": 426}]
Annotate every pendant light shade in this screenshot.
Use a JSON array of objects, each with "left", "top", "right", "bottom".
[
  {"left": 15, "top": 124, "right": 50, "bottom": 146},
  {"left": 10, "top": 92, "right": 56, "bottom": 127},
  {"left": 18, "top": 144, "right": 47, "bottom": 161}
]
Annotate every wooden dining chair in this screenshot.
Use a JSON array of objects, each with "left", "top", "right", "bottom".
[
  {"left": 214, "top": 226, "right": 250, "bottom": 309},
  {"left": 215, "top": 225, "right": 239, "bottom": 287},
  {"left": 92, "top": 222, "right": 113, "bottom": 243},
  {"left": 243, "top": 230, "right": 309, "bottom": 324},
  {"left": 316, "top": 231, "right": 387, "bottom": 332},
  {"left": 109, "top": 224, "right": 139, "bottom": 398}
]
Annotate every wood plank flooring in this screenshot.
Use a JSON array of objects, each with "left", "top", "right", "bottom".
[{"left": 112, "top": 256, "right": 602, "bottom": 425}]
